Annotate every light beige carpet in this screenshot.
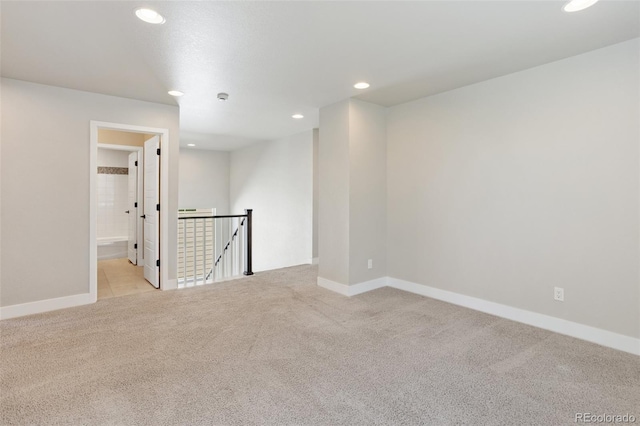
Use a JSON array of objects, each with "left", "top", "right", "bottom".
[{"left": 1, "top": 265, "right": 638, "bottom": 425}]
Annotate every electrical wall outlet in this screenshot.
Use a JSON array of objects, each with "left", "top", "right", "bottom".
[
  {"left": 554, "top": 287, "right": 564, "bottom": 302},
  {"left": 367, "top": 259, "right": 373, "bottom": 269}
]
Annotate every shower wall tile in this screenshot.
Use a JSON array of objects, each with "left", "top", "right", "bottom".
[{"left": 97, "top": 173, "right": 129, "bottom": 239}]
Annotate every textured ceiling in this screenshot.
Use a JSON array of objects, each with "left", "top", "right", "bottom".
[{"left": 2, "top": 1, "right": 639, "bottom": 150}]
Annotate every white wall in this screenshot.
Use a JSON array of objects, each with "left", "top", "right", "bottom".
[
  {"left": 318, "top": 101, "right": 351, "bottom": 284},
  {"left": 0, "top": 78, "right": 179, "bottom": 307},
  {"left": 312, "top": 128, "right": 319, "bottom": 259},
  {"left": 230, "top": 131, "right": 313, "bottom": 272},
  {"left": 348, "top": 100, "right": 387, "bottom": 284},
  {"left": 179, "top": 149, "right": 230, "bottom": 214},
  {"left": 317, "top": 99, "right": 387, "bottom": 286},
  {"left": 387, "top": 39, "right": 640, "bottom": 338},
  {"left": 98, "top": 148, "right": 129, "bottom": 168}
]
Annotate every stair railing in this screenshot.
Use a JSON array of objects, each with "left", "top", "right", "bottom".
[{"left": 178, "top": 209, "right": 253, "bottom": 288}]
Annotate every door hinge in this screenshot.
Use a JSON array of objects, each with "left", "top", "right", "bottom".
[
  {"left": 135, "top": 160, "right": 138, "bottom": 166},
  {"left": 134, "top": 202, "right": 138, "bottom": 208},
  {"left": 156, "top": 148, "right": 161, "bottom": 156},
  {"left": 156, "top": 259, "right": 160, "bottom": 267},
  {"left": 156, "top": 203, "right": 160, "bottom": 211},
  {"left": 134, "top": 243, "right": 137, "bottom": 249}
]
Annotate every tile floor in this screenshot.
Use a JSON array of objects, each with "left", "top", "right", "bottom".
[{"left": 98, "top": 258, "right": 157, "bottom": 299}]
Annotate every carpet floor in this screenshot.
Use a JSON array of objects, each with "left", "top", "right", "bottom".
[{"left": 1, "top": 265, "right": 638, "bottom": 425}]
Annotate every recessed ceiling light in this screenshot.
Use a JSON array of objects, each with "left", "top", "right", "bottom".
[
  {"left": 135, "top": 8, "right": 166, "bottom": 24},
  {"left": 563, "top": 0, "right": 599, "bottom": 12},
  {"left": 354, "top": 82, "right": 370, "bottom": 89},
  {"left": 168, "top": 90, "right": 184, "bottom": 97},
  {"left": 187, "top": 144, "right": 196, "bottom": 147},
  {"left": 292, "top": 114, "right": 304, "bottom": 119}
]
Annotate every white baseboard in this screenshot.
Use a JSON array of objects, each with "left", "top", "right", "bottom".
[
  {"left": 97, "top": 252, "right": 128, "bottom": 261},
  {"left": 317, "top": 274, "right": 639, "bottom": 356},
  {"left": 5, "top": 276, "right": 637, "bottom": 355},
  {"left": 386, "top": 277, "right": 640, "bottom": 356},
  {"left": 0, "top": 293, "right": 94, "bottom": 320},
  {"left": 317, "top": 277, "right": 350, "bottom": 296},
  {"left": 212, "top": 274, "right": 245, "bottom": 284},
  {"left": 317, "top": 276, "right": 387, "bottom": 297},
  {"left": 163, "top": 278, "right": 178, "bottom": 291}
]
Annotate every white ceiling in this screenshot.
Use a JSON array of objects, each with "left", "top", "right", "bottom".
[{"left": 2, "top": 1, "right": 639, "bottom": 150}]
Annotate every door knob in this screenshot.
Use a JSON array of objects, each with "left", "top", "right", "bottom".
[
  {"left": 141, "top": 214, "right": 146, "bottom": 219},
  {"left": 125, "top": 210, "right": 130, "bottom": 214}
]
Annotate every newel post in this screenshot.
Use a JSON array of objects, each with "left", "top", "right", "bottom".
[{"left": 244, "top": 209, "right": 254, "bottom": 275}]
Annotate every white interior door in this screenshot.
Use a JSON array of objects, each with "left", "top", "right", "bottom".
[
  {"left": 143, "top": 136, "right": 160, "bottom": 288},
  {"left": 136, "top": 149, "right": 144, "bottom": 266},
  {"left": 127, "top": 152, "right": 138, "bottom": 264}
]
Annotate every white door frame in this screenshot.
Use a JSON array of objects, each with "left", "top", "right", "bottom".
[
  {"left": 97, "top": 143, "right": 144, "bottom": 265},
  {"left": 90, "top": 121, "right": 172, "bottom": 302}
]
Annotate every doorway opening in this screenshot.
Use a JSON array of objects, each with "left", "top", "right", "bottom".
[
  {"left": 90, "top": 121, "right": 170, "bottom": 302},
  {"left": 96, "top": 141, "right": 151, "bottom": 298}
]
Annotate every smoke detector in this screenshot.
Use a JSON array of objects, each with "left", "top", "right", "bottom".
[{"left": 217, "top": 93, "right": 229, "bottom": 101}]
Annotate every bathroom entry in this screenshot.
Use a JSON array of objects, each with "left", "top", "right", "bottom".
[
  {"left": 97, "top": 145, "right": 141, "bottom": 261},
  {"left": 95, "top": 128, "right": 160, "bottom": 299}
]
